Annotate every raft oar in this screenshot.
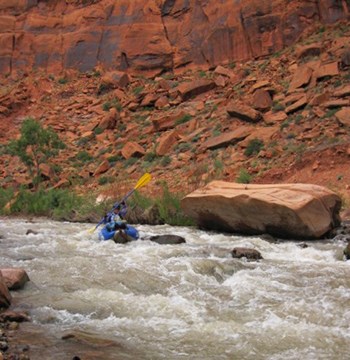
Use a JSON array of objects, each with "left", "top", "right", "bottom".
[{"left": 88, "top": 173, "right": 152, "bottom": 234}]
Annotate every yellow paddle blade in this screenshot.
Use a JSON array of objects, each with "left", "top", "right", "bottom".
[
  {"left": 134, "top": 173, "right": 151, "bottom": 190},
  {"left": 87, "top": 226, "right": 96, "bottom": 234}
]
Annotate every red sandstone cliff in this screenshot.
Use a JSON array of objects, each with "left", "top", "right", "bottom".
[{"left": 0, "top": 0, "right": 349, "bottom": 76}]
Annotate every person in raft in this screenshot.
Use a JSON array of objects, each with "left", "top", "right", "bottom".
[
  {"left": 104, "top": 201, "right": 128, "bottom": 223},
  {"left": 104, "top": 202, "right": 132, "bottom": 243}
]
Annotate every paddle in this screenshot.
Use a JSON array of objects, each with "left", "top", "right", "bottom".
[{"left": 88, "top": 173, "right": 152, "bottom": 234}]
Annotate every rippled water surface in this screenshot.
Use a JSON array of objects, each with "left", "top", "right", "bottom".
[{"left": 1, "top": 218, "right": 350, "bottom": 360}]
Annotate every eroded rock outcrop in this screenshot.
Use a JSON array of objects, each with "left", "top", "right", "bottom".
[
  {"left": 0, "top": 0, "right": 349, "bottom": 75},
  {"left": 181, "top": 181, "right": 342, "bottom": 239}
]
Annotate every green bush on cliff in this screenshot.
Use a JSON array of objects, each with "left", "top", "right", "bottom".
[
  {"left": 244, "top": 139, "right": 264, "bottom": 157},
  {"left": 6, "top": 118, "right": 65, "bottom": 189}
]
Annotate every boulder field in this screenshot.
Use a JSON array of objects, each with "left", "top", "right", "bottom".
[{"left": 181, "top": 181, "right": 342, "bottom": 239}]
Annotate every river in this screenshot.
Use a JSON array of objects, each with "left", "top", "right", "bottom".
[{"left": 0, "top": 217, "right": 350, "bottom": 360}]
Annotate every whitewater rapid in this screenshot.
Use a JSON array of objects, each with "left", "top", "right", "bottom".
[{"left": 0, "top": 218, "right": 349, "bottom": 360}]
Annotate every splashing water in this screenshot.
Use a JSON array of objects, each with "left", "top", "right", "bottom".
[{"left": 0, "top": 218, "right": 350, "bottom": 359}]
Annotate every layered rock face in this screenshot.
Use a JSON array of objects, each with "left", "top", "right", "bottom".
[
  {"left": 0, "top": 0, "right": 349, "bottom": 75},
  {"left": 181, "top": 181, "right": 342, "bottom": 239}
]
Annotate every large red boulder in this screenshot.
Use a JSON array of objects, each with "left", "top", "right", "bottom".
[{"left": 181, "top": 181, "right": 342, "bottom": 239}]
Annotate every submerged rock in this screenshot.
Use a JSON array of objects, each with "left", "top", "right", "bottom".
[
  {"left": 181, "top": 181, "right": 341, "bottom": 239},
  {"left": 149, "top": 235, "right": 186, "bottom": 245},
  {"left": 26, "top": 229, "right": 38, "bottom": 235},
  {"left": 232, "top": 247, "right": 263, "bottom": 260}
]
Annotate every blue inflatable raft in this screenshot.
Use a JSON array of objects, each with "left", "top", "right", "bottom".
[{"left": 99, "top": 224, "right": 139, "bottom": 242}]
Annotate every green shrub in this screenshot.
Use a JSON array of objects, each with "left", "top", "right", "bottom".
[
  {"left": 7, "top": 187, "right": 82, "bottom": 220},
  {"left": 244, "top": 139, "right": 264, "bottom": 157},
  {"left": 212, "top": 129, "right": 221, "bottom": 137},
  {"left": 98, "top": 176, "right": 113, "bottom": 185},
  {"left": 58, "top": 77, "right": 68, "bottom": 84},
  {"left": 160, "top": 156, "right": 172, "bottom": 167},
  {"left": 175, "top": 114, "right": 192, "bottom": 126},
  {"left": 156, "top": 183, "right": 194, "bottom": 225},
  {"left": 272, "top": 101, "right": 285, "bottom": 113},
  {"left": 176, "top": 142, "right": 192, "bottom": 153},
  {"left": 51, "top": 164, "right": 62, "bottom": 174},
  {"left": 229, "top": 62, "right": 236, "bottom": 69},
  {"left": 94, "top": 127, "right": 104, "bottom": 135},
  {"left": 108, "top": 154, "right": 122, "bottom": 163},
  {"left": 102, "top": 98, "right": 122, "bottom": 112},
  {"left": 212, "top": 123, "right": 222, "bottom": 137},
  {"left": 133, "top": 86, "right": 144, "bottom": 96},
  {"left": 7, "top": 118, "right": 65, "bottom": 189},
  {"left": 124, "top": 157, "right": 138, "bottom": 167},
  {"left": 92, "top": 69, "right": 101, "bottom": 77},
  {"left": 236, "top": 169, "right": 252, "bottom": 184},
  {"left": 98, "top": 83, "right": 110, "bottom": 95},
  {"left": 76, "top": 151, "right": 93, "bottom": 163},
  {"left": 102, "top": 101, "right": 111, "bottom": 111},
  {"left": 129, "top": 183, "right": 195, "bottom": 226},
  {"left": 144, "top": 152, "right": 158, "bottom": 162},
  {"left": 214, "top": 159, "right": 223, "bottom": 171},
  {"left": 280, "top": 119, "right": 291, "bottom": 130},
  {"left": 0, "top": 188, "right": 14, "bottom": 213},
  {"left": 322, "top": 108, "right": 339, "bottom": 119},
  {"left": 294, "top": 114, "right": 303, "bottom": 124}
]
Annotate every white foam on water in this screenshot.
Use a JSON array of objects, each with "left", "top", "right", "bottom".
[{"left": 2, "top": 218, "right": 350, "bottom": 359}]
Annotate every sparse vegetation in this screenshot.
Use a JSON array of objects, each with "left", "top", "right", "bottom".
[
  {"left": 102, "top": 98, "right": 122, "bottom": 112},
  {"left": 176, "top": 142, "right": 192, "bottom": 153},
  {"left": 244, "top": 139, "right": 264, "bottom": 157},
  {"left": 236, "top": 169, "right": 252, "bottom": 184},
  {"left": 322, "top": 108, "right": 339, "bottom": 119},
  {"left": 160, "top": 155, "right": 172, "bottom": 167},
  {"left": 124, "top": 157, "right": 138, "bottom": 167},
  {"left": 272, "top": 101, "right": 285, "bottom": 113},
  {"left": 93, "top": 127, "right": 104, "bottom": 135},
  {"left": 58, "top": 77, "right": 68, "bottom": 84},
  {"left": 108, "top": 154, "right": 122, "bottom": 163},
  {"left": 129, "top": 182, "right": 195, "bottom": 226},
  {"left": 175, "top": 114, "right": 192, "bottom": 125},
  {"left": 76, "top": 151, "right": 93, "bottom": 163},
  {"left": 133, "top": 86, "right": 144, "bottom": 96},
  {"left": 98, "top": 176, "right": 113, "bottom": 185},
  {"left": 144, "top": 151, "right": 158, "bottom": 162}
]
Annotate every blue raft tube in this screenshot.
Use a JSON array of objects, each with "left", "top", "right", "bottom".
[{"left": 99, "top": 224, "right": 139, "bottom": 241}]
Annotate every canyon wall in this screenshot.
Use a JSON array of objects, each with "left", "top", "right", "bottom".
[{"left": 0, "top": 0, "right": 349, "bottom": 76}]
